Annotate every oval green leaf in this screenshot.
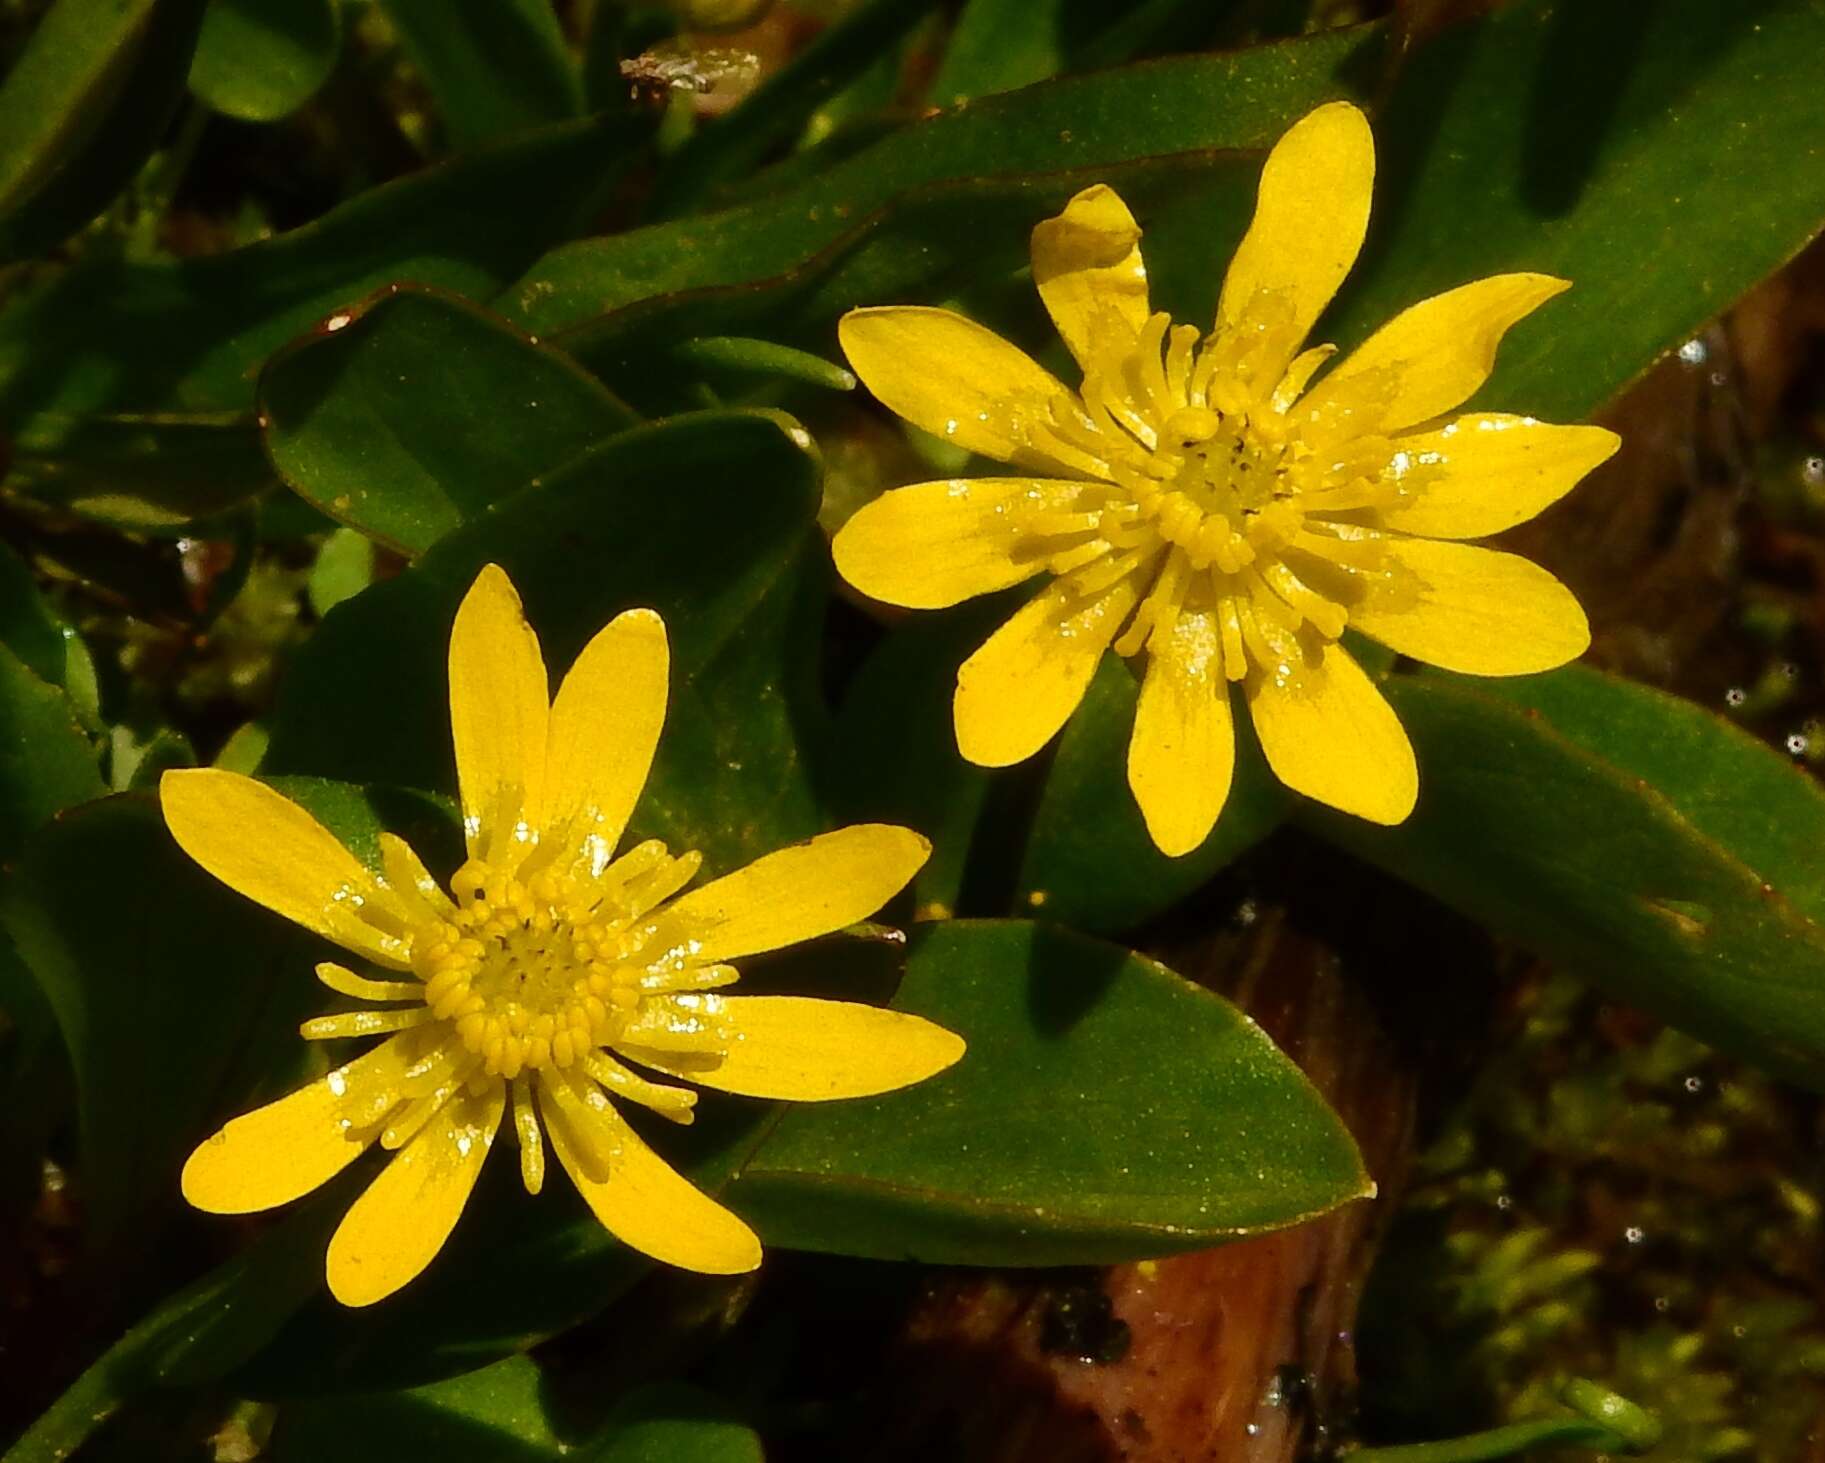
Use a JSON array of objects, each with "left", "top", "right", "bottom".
[
  {"left": 1312, "top": 663, "right": 1825, "bottom": 1088},
  {"left": 727, "top": 918, "right": 1371, "bottom": 1265},
  {"left": 189, "top": 0, "right": 341, "bottom": 122},
  {"left": 259, "top": 284, "right": 639, "bottom": 555},
  {"left": 263, "top": 409, "right": 826, "bottom": 872}
]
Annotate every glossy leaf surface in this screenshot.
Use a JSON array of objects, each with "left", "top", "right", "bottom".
[
  {"left": 189, "top": 0, "right": 341, "bottom": 122},
  {"left": 1316, "top": 665, "right": 1825, "bottom": 1088},
  {"left": 729, "top": 919, "right": 1370, "bottom": 1265},
  {"left": 260, "top": 285, "right": 638, "bottom": 554}
]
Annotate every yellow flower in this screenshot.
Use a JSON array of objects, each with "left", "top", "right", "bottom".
[
  {"left": 831, "top": 102, "right": 1618, "bottom": 856},
  {"left": 162, "top": 565, "right": 964, "bottom": 1307}
]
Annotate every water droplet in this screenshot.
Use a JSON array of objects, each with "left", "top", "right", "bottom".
[
  {"left": 325, "top": 312, "right": 352, "bottom": 333},
  {"left": 1788, "top": 732, "right": 1809, "bottom": 756},
  {"left": 944, "top": 418, "right": 959, "bottom": 436},
  {"left": 1805, "top": 456, "right": 1825, "bottom": 487},
  {"left": 1678, "top": 338, "right": 1708, "bottom": 365},
  {"left": 1684, "top": 1075, "right": 1703, "bottom": 1093},
  {"left": 1624, "top": 1225, "right": 1645, "bottom": 1244},
  {"left": 1725, "top": 687, "right": 1746, "bottom": 707}
]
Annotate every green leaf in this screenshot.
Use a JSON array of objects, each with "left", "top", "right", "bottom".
[
  {"left": 825, "top": 604, "right": 1001, "bottom": 919},
  {"left": 581, "top": 1385, "right": 764, "bottom": 1463},
  {"left": 0, "top": 540, "right": 79, "bottom": 689},
  {"left": 727, "top": 919, "right": 1370, "bottom": 1265},
  {"left": 0, "top": 796, "right": 320, "bottom": 1252},
  {"left": 0, "top": 644, "right": 104, "bottom": 858},
  {"left": 1328, "top": 0, "right": 1825, "bottom": 419},
  {"left": 271, "top": 1356, "right": 568, "bottom": 1461},
  {"left": 0, "top": 0, "right": 208, "bottom": 261},
  {"left": 502, "top": 26, "right": 1376, "bottom": 338},
  {"left": 1015, "top": 656, "right": 1289, "bottom": 935},
  {"left": 646, "top": 0, "right": 939, "bottom": 219},
  {"left": 376, "top": 0, "right": 582, "bottom": 151},
  {"left": 1312, "top": 664, "right": 1825, "bottom": 1089},
  {"left": 259, "top": 285, "right": 639, "bottom": 555},
  {"left": 9, "top": 410, "right": 273, "bottom": 528},
  {"left": 306, "top": 527, "right": 377, "bottom": 618},
  {"left": 263, "top": 410, "right": 825, "bottom": 872},
  {"left": 0, "top": 108, "right": 652, "bottom": 426},
  {"left": 188, "top": 0, "right": 341, "bottom": 123},
  {"left": 0, "top": 1195, "right": 341, "bottom": 1463}
]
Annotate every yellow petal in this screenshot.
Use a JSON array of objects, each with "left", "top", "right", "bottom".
[
  {"left": 1245, "top": 641, "right": 1416, "bottom": 824},
  {"left": 544, "top": 1086, "right": 760, "bottom": 1274},
  {"left": 1031, "top": 184, "right": 1151, "bottom": 372},
  {"left": 625, "top": 996, "right": 964, "bottom": 1101},
  {"left": 160, "top": 768, "right": 407, "bottom": 968},
  {"left": 535, "top": 607, "right": 667, "bottom": 860},
  {"left": 1128, "top": 608, "right": 1236, "bottom": 858},
  {"left": 954, "top": 574, "right": 1141, "bottom": 767},
  {"left": 325, "top": 1080, "right": 504, "bottom": 1307},
  {"left": 1303, "top": 274, "right": 1569, "bottom": 434},
  {"left": 1377, "top": 415, "right": 1620, "bottom": 539},
  {"left": 1349, "top": 537, "right": 1589, "bottom": 675},
  {"left": 181, "top": 1033, "right": 434, "bottom": 1214},
  {"left": 449, "top": 565, "right": 548, "bottom": 854},
  {"left": 838, "top": 307, "right": 1103, "bottom": 476},
  {"left": 1217, "top": 101, "right": 1374, "bottom": 359},
  {"left": 832, "top": 477, "right": 1087, "bottom": 610},
  {"left": 660, "top": 825, "right": 930, "bottom": 963}
]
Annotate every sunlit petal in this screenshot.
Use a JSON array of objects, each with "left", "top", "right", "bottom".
[
  {"left": 658, "top": 825, "right": 930, "bottom": 963},
  {"left": 325, "top": 1079, "right": 504, "bottom": 1307},
  {"left": 160, "top": 768, "right": 407, "bottom": 968},
  {"left": 955, "top": 574, "right": 1142, "bottom": 766},
  {"left": 1378, "top": 414, "right": 1620, "bottom": 539},
  {"left": 448, "top": 564, "right": 549, "bottom": 856},
  {"left": 625, "top": 995, "right": 964, "bottom": 1100},
  {"left": 1245, "top": 641, "right": 1416, "bottom": 824},
  {"left": 1349, "top": 537, "right": 1589, "bottom": 675},
  {"left": 839, "top": 307, "right": 1105, "bottom": 476},
  {"left": 1032, "top": 184, "right": 1151, "bottom": 372},
  {"left": 833, "top": 477, "right": 1090, "bottom": 609},
  {"left": 536, "top": 607, "right": 668, "bottom": 861},
  {"left": 544, "top": 1089, "right": 760, "bottom": 1274},
  {"left": 1217, "top": 101, "right": 1374, "bottom": 363},
  {"left": 1128, "top": 607, "right": 1235, "bottom": 858}
]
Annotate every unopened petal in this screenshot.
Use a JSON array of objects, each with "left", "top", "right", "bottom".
[
  {"left": 1378, "top": 415, "right": 1620, "bottom": 539},
  {"left": 627, "top": 996, "right": 964, "bottom": 1100},
  {"left": 954, "top": 574, "right": 1141, "bottom": 767},
  {"left": 181, "top": 1034, "right": 435, "bottom": 1214},
  {"left": 545, "top": 1091, "right": 760, "bottom": 1274},
  {"left": 1349, "top": 537, "right": 1589, "bottom": 675},
  {"left": 1303, "top": 274, "right": 1569, "bottom": 435},
  {"left": 832, "top": 477, "right": 1088, "bottom": 610},
  {"left": 449, "top": 565, "right": 549, "bottom": 855},
  {"left": 1246, "top": 642, "right": 1416, "bottom": 824},
  {"left": 536, "top": 607, "right": 668, "bottom": 861},
  {"left": 1032, "top": 184, "right": 1151, "bottom": 372},
  {"left": 325, "top": 1079, "right": 503, "bottom": 1307},
  {"left": 1128, "top": 608, "right": 1236, "bottom": 857},
  {"left": 1217, "top": 101, "right": 1374, "bottom": 363},
  {"left": 160, "top": 768, "right": 406, "bottom": 968},
  {"left": 838, "top": 307, "right": 1103, "bottom": 476},
  {"left": 660, "top": 825, "right": 930, "bottom": 963}
]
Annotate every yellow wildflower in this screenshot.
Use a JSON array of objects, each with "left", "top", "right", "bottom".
[
  {"left": 832, "top": 102, "right": 1618, "bottom": 855},
  {"left": 163, "top": 565, "right": 964, "bottom": 1307}
]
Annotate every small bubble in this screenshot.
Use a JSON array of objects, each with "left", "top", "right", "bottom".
[
  {"left": 1684, "top": 1075, "right": 1704, "bottom": 1093},
  {"left": 1804, "top": 456, "right": 1825, "bottom": 487},
  {"left": 1781, "top": 662, "right": 1800, "bottom": 680},
  {"left": 1678, "top": 338, "right": 1708, "bottom": 365},
  {"left": 1624, "top": 1225, "right": 1645, "bottom": 1244},
  {"left": 1725, "top": 687, "right": 1746, "bottom": 707},
  {"left": 1654, "top": 1296, "right": 1670, "bottom": 1313},
  {"left": 1495, "top": 1194, "right": 1514, "bottom": 1211},
  {"left": 1709, "top": 370, "right": 1728, "bottom": 387},
  {"left": 324, "top": 312, "right": 352, "bottom": 333},
  {"left": 1788, "top": 732, "right": 1809, "bottom": 756}
]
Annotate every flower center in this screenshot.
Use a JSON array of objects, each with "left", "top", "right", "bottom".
[
  {"left": 408, "top": 839, "right": 702, "bottom": 1082},
  {"left": 1008, "top": 304, "right": 1421, "bottom": 688}
]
